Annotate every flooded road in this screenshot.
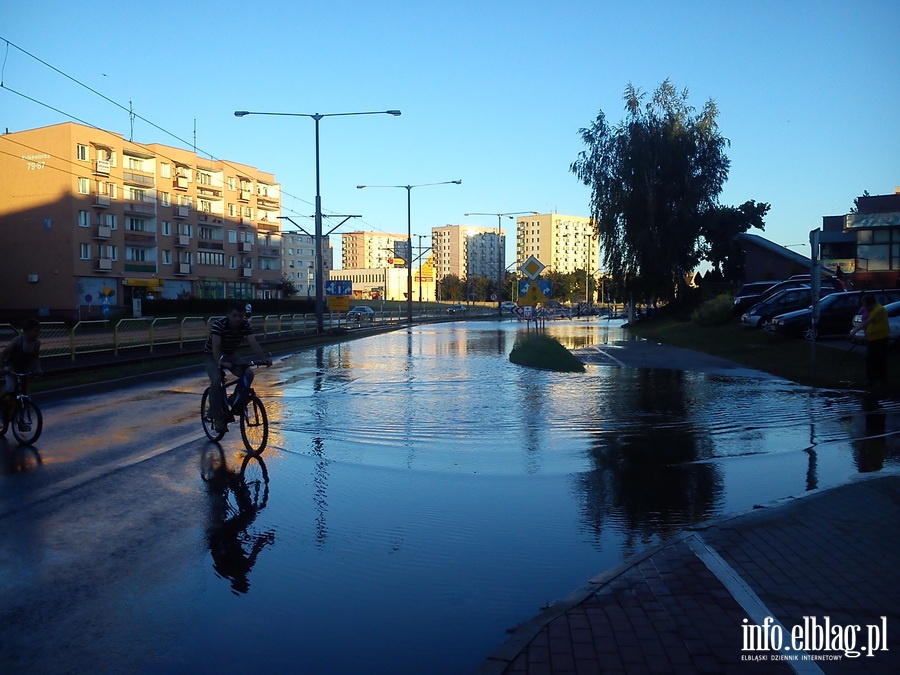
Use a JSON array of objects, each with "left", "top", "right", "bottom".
[{"left": 1, "top": 319, "right": 898, "bottom": 673}]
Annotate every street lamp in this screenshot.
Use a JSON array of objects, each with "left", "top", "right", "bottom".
[
  {"left": 562, "top": 231, "right": 598, "bottom": 305},
  {"left": 235, "top": 108, "right": 401, "bottom": 333},
  {"left": 415, "top": 233, "right": 431, "bottom": 306},
  {"left": 357, "top": 180, "right": 461, "bottom": 324},
  {"left": 464, "top": 211, "right": 538, "bottom": 316}
]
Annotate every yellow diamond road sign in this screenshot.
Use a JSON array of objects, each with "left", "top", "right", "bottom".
[{"left": 520, "top": 256, "right": 545, "bottom": 280}]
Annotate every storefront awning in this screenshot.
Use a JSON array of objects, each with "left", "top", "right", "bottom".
[{"left": 123, "top": 278, "right": 162, "bottom": 289}]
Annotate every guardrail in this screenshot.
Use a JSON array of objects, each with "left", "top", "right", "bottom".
[{"left": 0, "top": 306, "right": 488, "bottom": 362}]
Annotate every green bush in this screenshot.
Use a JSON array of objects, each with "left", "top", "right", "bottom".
[{"left": 690, "top": 293, "right": 734, "bottom": 327}]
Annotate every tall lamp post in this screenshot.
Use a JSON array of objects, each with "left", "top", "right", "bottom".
[
  {"left": 465, "top": 211, "right": 537, "bottom": 316},
  {"left": 357, "top": 180, "right": 461, "bottom": 324},
  {"left": 234, "top": 108, "right": 401, "bottom": 333}
]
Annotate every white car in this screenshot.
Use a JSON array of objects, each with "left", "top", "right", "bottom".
[{"left": 346, "top": 306, "right": 375, "bottom": 322}]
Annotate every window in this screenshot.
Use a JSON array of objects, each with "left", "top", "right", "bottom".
[
  {"left": 228, "top": 203, "right": 236, "bottom": 217},
  {"left": 103, "top": 213, "right": 118, "bottom": 229},
  {"left": 125, "top": 247, "right": 147, "bottom": 262},
  {"left": 197, "top": 251, "right": 225, "bottom": 266},
  {"left": 228, "top": 230, "right": 237, "bottom": 243},
  {"left": 128, "top": 187, "right": 146, "bottom": 203},
  {"left": 78, "top": 211, "right": 90, "bottom": 228},
  {"left": 126, "top": 156, "right": 143, "bottom": 171},
  {"left": 197, "top": 172, "right": 211, "bottom": 185},
  {"left": 227, "top": 177, "right": 236, "bottom": 191},
  {"left": 127, "top": 218, "right": 147, "bottom": 232},
  {"left": 77, "top": 144, "right": 89, "bottom": 161},
  {"left": 229, "top": 256, "right": 237, "bottom": 269},
  {"left": 79, "top": 243, "right": 90, "bottom": 259},
  {"left": 162, "top": 250, "right": 172, "bottom": 265},
  {"left": 161, "top": 220, "right": 172, "bottom": 236},
  {"left": 77, "top": 177, "right": 90, "bottom": 194},
  {"left": 106, "top": 245, "right": 119, "bottom": 261},
  {"left": 160, "top": 192, "right": 170, "bottom": 207}
]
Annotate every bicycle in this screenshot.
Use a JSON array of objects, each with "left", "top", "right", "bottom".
[
  {"left": 201, "top": 359, "right": 270, "bottom": 453},
  {"left": 0, "top": 371, "right": 43, "bottom": 446}
]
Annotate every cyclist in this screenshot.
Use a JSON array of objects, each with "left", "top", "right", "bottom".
[
  {"left": 203, "top": 302, "right": 271, "bottom": 433},
  {"left": 1, "top": 318, "right": 42, "bottom": 394}
]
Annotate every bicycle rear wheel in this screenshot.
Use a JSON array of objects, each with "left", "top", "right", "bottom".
[
  {"left": 240, "top": 395, "right": 268, "bottom": 454},
  {"left": 11, "top": 399, "right": 42, "bottom": 445},
  {"left": 201, "top": 387, "right": 225, "bottom": 442}
]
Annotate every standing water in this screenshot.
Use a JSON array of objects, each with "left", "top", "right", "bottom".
[{"left": 214, "top": 319, "right": 898, "bottom": 673}]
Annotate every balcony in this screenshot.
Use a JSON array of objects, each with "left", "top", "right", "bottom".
[
  {"left": 124, "top": 231, "right": 157, "bottom": 246},
  {"left": 177, "top": 263, "right": 192, "bottom": 275},
  {"left": 123, "top": 170, "right": 155, "bottom": 187},
  {"left": 238, "top": 190, "right": 251, "bottom": 202},
  {"left": 94, "top": 194, "right": 111, "bottom": 208},
  {"left": 197, "top": 186, "right": 223, "bottom": 199},
  {"left": 239, "top": 216, "right": 253, "bottom": 227},
  {"left": 258, "top": 245, "right": 280, "bottom": 258},
  {"left": 174, "top": 176, "right": 189, "bottom": 190},
  {"left": 94, "top": 225, "right": 112, "bottom": 239},
  {"left": 174, "top": 205, "right": 190, "bottom": 219},
  {"left": 239, "top": 242, "right": 253, "bottom": 253},
  {"left": 241, "top": 268, "right": 253, "bottom": 278},
  {"left": 198, "top": 213, "right": 223, "bottom": 223},
  {"left": 175, "top": 234, "right": 190, "bottom": 247},
  {"left": 94, "top": 159, "right": 111, "bottom": 175},
  {"left": 96, "top": 257, "right": 113, "bottom": 271},
  {"left": 124, "top": 263, "right": 156, "bottom": 273},
  {"left": 257, "top": 221, "right": 277, "bottom": 233},
  {"left": 125, "top": 202, "right": 155, "bottom": 216},
  {"left": 257, "top": 195, "right": 279, "bottom": 208}
]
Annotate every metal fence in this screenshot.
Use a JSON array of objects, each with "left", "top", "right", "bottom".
[{"left": 0, "top": 306, "right": 487, "bottom": 362}]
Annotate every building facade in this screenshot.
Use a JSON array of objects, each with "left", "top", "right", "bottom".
[
  {"left": 432, "top": 224, "right": 499, "bottom": 281},
  {"left": 280, "top": 230, "right": 333, "bottom": 299},
  {"left": 0, "top": 122, "right": 284, "bottom": 318},
  {"left": 515, "top": 213, "right": 595, "bottom": 274},
  {"left": 341, "top": 231, "right": 409, "bottom": 270}
]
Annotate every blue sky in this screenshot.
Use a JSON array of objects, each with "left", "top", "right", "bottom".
[{"left": 2, "top": 0, "right": 898, "bottom": 267}]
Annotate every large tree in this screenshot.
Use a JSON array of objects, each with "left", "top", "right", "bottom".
[
  {"left": 701, "top": 199, "right": 770, "bottom": 282},
  {"left": 571, "top": 80, "right": 730, "bottom": 302}
]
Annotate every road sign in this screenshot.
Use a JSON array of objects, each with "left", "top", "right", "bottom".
[
  {"left": 326, "top": 279, "right": 352, "bottom": 296},
  {"left": 537, "top": 280, "right": 553, "bottom": 296},
  {"left": 518, "top": 282, "right": 547, "bottom": 306},
  {"left": 520, "top": 256, "right": 545, "bottom": 280},
  {"left": 329, "top": 296, "right": 350, "bottom": 312}
]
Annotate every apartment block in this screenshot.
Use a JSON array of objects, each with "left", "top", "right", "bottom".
[
  {"left": 341, "top": 231, "right": 409, "bottom": 269},
  {"left": 432, "top": 224, "right": 502, "bottom": 281},
  {"left": 280, "top": 231, "right": 333, "bottom": 299},
  {"left": 515, "top": 213, "right": 595, "bottom": 274},
  {"left": 0, "top": 122, "right": 284, "bottom": 318}
]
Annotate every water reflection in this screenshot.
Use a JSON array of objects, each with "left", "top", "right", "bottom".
[
  {"left": 0, "top": 438, "right": 43, "bottom": 474},
  {"left": 202, "top": 448, "right": 274, "bottom": 595}
]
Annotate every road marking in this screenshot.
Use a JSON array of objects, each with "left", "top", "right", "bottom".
[
  {"left": 591, "top": 346, "right": 626, "bottom": 367},
  {"left": 687, "top": 534, "right": 824, "bottom": 675}
]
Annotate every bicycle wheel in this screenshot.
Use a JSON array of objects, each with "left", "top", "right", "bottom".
[
  {"left": 240, "top": 395, "right": 268, "bottom": 454},
  {"left": 201, "top": 387, "right": 225, "bottom": 442},
  {"left": 11, "top": 399, "right": 42, "bottom": 445}
]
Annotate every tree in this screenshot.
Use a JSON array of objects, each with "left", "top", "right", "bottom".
[
  {"left": 571, "top": 80, "right": 730, "bottom": 303},
  {"left": 280, "top": 273, "right": 300, "bottom": 298},
  {"left": 438, "top": 274, "right": 463, "bottom": 301},
  {"left": 701, "top": 200, "right": 770, "bottom": 282}
]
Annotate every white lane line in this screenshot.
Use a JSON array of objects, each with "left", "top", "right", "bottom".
[
  {"left": 591, "top": 346, "right": 626, "bottom": 367},
  {"left": 687, "top": 534, "right": 824, "bottom": 675}
]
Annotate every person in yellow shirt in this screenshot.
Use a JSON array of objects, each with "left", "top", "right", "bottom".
[{"left": 850, "top": 295, "right": 889, "bottom": 390}]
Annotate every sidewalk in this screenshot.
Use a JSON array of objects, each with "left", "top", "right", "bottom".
[{"left": 480, "top": 474, "right": 900, "bottom": 674}]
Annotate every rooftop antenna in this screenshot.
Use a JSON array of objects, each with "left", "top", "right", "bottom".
[
  {"left": 193, "top": 118, "right": 197, "bottom": 154},
  {"left": 128, "top": 99, "right": 134, "bottom": 141}
]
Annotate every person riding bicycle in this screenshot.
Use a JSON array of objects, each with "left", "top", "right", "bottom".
[
  {"left": 1, "top": 318, "right": 42, "bottom": 395},
  {"left": 203, "top": 302, "right": 271, "bottom": 433}
]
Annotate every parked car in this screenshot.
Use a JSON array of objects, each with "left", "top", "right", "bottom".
[
  {"left": 850, "top": 300, "right": 900, "bottom": 347},
  {"left": 346, "top": 306, "right": 375, "bottom": 322},
  {"left": 770, "top": 290, "right": 900, "bottom": 340},
  {"left": 732, "top": 281, "right": 779, "bottom": 314},
  {"left": 732, "top": 277, "right": 846, "bottom": 315},
  {"left": 446, "top": 304, "right": 468, "bottom": 315},
  {"left": 741, "top": 287, "right": 813, "bottom": 329},
  {"left": 500, "top": 301, "right": 517, "bottom": 312}
]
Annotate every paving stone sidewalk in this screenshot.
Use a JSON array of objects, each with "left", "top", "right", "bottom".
[{"left": 480, "top": 474, "right": 900, "bottom": 674}]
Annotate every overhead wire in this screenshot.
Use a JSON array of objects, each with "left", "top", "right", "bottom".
[{"left": 0, "top": 35, "right": 401, "bottom": 238}]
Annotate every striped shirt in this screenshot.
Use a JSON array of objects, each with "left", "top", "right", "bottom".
[{"left": 203, "top": 316, "right": 253, "bottom": 355}]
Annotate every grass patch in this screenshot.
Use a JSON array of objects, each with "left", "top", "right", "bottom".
[
  {"left": 628, "top": 316, "right": 885, "bottom": 390},
  {"left": 510, "top": 333, "right": 586, "bottom": 373}
]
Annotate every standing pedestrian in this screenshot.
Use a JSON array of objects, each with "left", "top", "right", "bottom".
[{"left": 850, "top": 295, "right": 889, "bottom": 391}]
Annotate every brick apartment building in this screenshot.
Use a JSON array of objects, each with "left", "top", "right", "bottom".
[{"left": 0, "top": 122, "right": 284, "bottom": 319}]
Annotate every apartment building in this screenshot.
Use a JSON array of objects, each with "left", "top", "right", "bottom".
[
  {"left": 341, "top": 231, "right": 409, "bottom": 270},
  {"left": 515, "top": 213, "right": 595, "bottom": 274},
  {"left": 0, "top": 122, "right": 283, "bottom": 318},
  {"left": 432, "top": 224, "right": 501, "bottom": 281},
  {"left": 280, "top": 230, "right": 334, "bottom": 299}
]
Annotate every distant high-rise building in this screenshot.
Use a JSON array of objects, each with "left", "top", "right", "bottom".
[
  {"left": 341, "top": 231, "right": 409, "bottom": 269},
  {"left": 432, "top": 224, "right": 500, "bottom": 281},
  {"left": 515, "top": 213, "right": 595, "bottom": 274}
]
